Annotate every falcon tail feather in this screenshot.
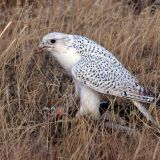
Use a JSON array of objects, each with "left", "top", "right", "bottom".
[
  {"left": 124, "top": 94, "right": 155, "bottom": 103},
  {"left": 108, "top": 90, "right": 155, "bottom": 103}
]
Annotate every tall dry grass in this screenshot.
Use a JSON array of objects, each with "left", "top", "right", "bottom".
[{"left": 0, "top": 0, "right": 160, "bottom": 159}]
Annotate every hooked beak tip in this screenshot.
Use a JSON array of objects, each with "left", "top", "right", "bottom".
[
  {"left": 38, "top": 42, "right": 45, "bottom": 49},
  {"left": 34, "top": 42, "right": 45, "bottom": 54}
]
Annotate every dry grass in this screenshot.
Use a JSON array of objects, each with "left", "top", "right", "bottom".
[{"left": 0, "top": 0, "right": 160, "bottom": 159}]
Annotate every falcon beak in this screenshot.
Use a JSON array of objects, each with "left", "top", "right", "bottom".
[
  {"left": 38, "top": 42, "right": 45, "bottom": 49},
  {"left": 34, "top": 42, "right": 46, "bottom": 54}
]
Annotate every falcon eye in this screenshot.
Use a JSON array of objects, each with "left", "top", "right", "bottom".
[{"left": 50, "top": 39, "right": 56, "bottom": 44}]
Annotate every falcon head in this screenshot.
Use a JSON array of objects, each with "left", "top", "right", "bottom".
[
  {"left": 38, "top": 32, "right": 71, "bottom": 53},
  {"left": 38, "top": 32, "right": 81, "bottom": 73}
]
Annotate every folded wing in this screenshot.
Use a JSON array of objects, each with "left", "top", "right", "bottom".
[{"left": 72, "top": 56, "right": 155, "bottom": 103}]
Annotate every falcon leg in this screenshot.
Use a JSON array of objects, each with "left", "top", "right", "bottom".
[
  {"left": 74, "top": 79, "right": 81, "bottom": 98},
  {"left": 132, "top": 100, "right": 158, "bottom": 126},
  {"left": 76, "top": 86, "right": 100, "bottom": 119}
]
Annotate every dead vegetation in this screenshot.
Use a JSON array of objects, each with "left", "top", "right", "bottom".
[{"left": 0, "top": 0, "right": 160, "bottom": 159}]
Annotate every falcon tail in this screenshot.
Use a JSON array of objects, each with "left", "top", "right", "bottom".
[
  {"left": 132, "top": 101, "right": 158, "bottom": 126},
  {"left": 108, "top": 89, "right": 155, "bottom": 104},
  {"left": 123, "top": 93, "right": 155, "bottom": 103},
  {"left": 119, "top": 85, "right": 157, "bottom": 104}
]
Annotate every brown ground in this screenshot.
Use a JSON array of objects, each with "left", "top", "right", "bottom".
[{"left": 0, "top": 0, "right": 160, "bottom": 160}]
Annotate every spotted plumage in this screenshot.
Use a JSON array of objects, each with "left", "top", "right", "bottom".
[{"left": 39, "top": 32, "right": 158, "bottom": 127}]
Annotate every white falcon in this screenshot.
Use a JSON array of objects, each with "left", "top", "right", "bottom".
[{"left": 38, "top": 32, "right": 158, "bottom": 126}]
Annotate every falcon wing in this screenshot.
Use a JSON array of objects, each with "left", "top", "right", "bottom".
[{"left": 72, "top": 56, "right": 154, "bottom": 103}]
